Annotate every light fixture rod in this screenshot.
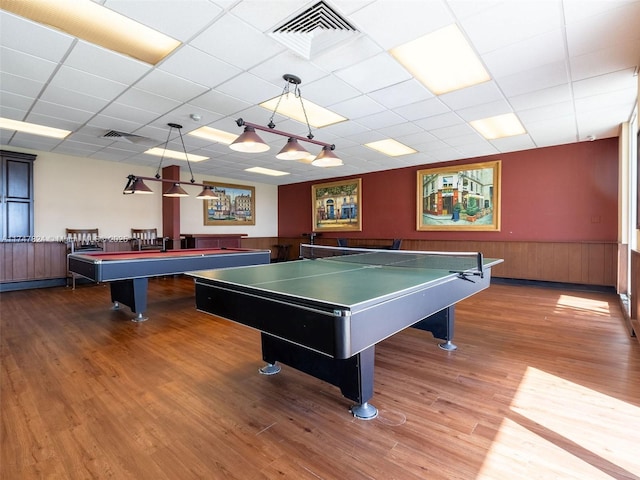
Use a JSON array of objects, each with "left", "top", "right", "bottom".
[
  {"left": 126, "top": 174, "right": 211, "bottom": 188},
  {"left": 172, "top": 122, "right": 196, "bottom": 184},
  {"left": 235, "top": 118, "right": 335, "bottom": 150},
  {"left": 154, "top": 123, "right": 196, "bottom": 183}
]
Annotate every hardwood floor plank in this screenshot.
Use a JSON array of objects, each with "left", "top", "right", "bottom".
[{"left": 1, "top": 277, "right": 638, "bottom": 479}]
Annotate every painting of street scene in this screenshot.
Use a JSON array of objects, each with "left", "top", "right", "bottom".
[
  {"left": 203, "top": 182, "right": 255, "bottom": 226},
  {"left": 312, "top": 178, "right": 362, "bottom": 232},
  {"left": 417, "top": 161, "right": 501, "bottom": 231}
]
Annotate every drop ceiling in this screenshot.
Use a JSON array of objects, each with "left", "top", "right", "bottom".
[{"left": 0, "top": 0, "right": 638, "bottom": 186}]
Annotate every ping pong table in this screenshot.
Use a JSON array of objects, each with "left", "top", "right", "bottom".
[{"left": 191, "top": 244, "right": 502, "bottom": 419}]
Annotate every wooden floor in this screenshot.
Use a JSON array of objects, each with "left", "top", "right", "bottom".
[{"left": 1, "top": 277, "right": 639, "bottom": 480}]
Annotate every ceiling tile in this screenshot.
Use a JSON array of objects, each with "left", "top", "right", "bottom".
[
  {"left": 368, "top": 79, "right": 433, "bottom": 109},
  {"left": 0, "top": 11, "right": 74, "bottom": 61},
  {"left": 351, "top": 0, "right": 453, "bottom": 49},
  {"left": 158, "top": 45, "right": 242, "bottom": 89},
  {"left": 134, "top": 69, "right": 209, "bottom": 102},
  {"left": 0, "top": 46, "right": 58, "bottom": 83},
  {"left": 104, "top": 0, "right": 223, "bottom": 42},
  {"left": 334, "top": 53, "right": 412, "bottom": 93},
  {"left": 1, "top": 0, "right": 636, "bottom": 185},
  {"left": 190, "top": 15, "right": 284, "bottom": 69}
]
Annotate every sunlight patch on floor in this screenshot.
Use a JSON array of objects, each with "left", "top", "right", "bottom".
[
  {"left": 477, "top": 418, "right": 615, "bottom": 479},
  {"left": 555, "top": 294, "right": 612, "bottom": 316},
  {"left": 477, "top": 367, "right": 640, "bottom": 479}
]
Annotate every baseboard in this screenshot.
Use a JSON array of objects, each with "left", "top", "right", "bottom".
[
  {"left": 0, "top": 278, "right": 67, "bottom": 292},
  {"left": 491, "top": 277, "right": 616, "bottom": 294}
]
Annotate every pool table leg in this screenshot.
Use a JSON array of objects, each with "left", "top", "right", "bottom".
[
  {"left": 260, "top": 333, "right": 378, "bottom": 420},
  {"left": 109, "top": 278, "right": 149, "bottom": 322}
]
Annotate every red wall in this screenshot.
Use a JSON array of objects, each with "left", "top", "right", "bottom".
[{"left": 278, "top": 139, "right": 619, "bottom": 242}]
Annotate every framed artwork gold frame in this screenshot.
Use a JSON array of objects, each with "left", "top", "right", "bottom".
[
  {"left": 416, "top": 160, "right": 501, "bottom": 231},
  {"left": 312, "top": 178, "right": 362, "bottom": 232},
  {"left": 203, "top": 181, "right": 255, "bottom": 226}
]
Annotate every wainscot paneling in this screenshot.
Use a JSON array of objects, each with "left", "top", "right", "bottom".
[
  {"left": 0, "top": 242, "right": 66, "bottom": 282},
  {"left": 1, "top": 238, "right": 619, "bottom": 290},
  {"left": 240, "top": 237, "right": 280, "bottom": 261},
  {"left": 631, "top": 249, "right": 639, "bottom": 343},
  {"left": 305, "top": 238, "right": 617, "bottom": 288}
]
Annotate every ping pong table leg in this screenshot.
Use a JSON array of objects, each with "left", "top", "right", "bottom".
[
  {"left": 412, "top": 305, "right": 457, "bottom": 351},
  {"left": 259, "top": 333, "right": 378, "bottom": 420}
]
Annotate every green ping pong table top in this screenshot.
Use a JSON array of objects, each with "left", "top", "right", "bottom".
[{"left": 190, "top": 248, "right": 502, "bottom": 309}]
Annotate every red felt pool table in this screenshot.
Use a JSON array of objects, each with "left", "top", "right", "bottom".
[{"left": 68, "top": 247, "right": 271, "bottom": 321}]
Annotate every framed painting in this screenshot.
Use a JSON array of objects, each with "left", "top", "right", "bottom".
[
  {"left": 312, "top": 178, "right": 362, "bottom": 232},
  {"left": 203, "top": 181, "right": 255, "bottom": 226},
  {"left": 416, "top": 160, "right": 501, "bottom": 231}
]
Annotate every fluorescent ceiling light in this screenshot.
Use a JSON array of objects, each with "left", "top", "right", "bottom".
[
  {"left": 260, "top": 95, "right": 346, "bottom": 128},
  {"left": 390, "top": 24, "right": 490, "bottom": 95},
  {"left": 0, "top": 117, "right": 71, "bottom": 138},
  {"left": 2, "top": 0, "right": 180, "bottom": 65},
  {"left": 470, "top": 113, "right": 526, "bottom": 140},
  {"left": 365, "top": 139, "right": 417, "bottom": 157},
  {"left": 245, "top": 167, "right": 290, "bottom": 176},
  {"left": 144, "top": 147, "right": 208, "bottom": 162},
  {"left": 188, "top": 126, "right": 238, "bottom": 145}
]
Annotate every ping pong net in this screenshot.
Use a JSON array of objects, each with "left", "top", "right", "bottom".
[{"left": 299, "top": 244, "right": 485, "bottom": 279}]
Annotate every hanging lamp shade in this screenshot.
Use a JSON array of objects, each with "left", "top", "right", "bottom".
[
  {"left": 311, "top": 146, "right": 343, "bottom": 167},
  {"left": 163, "top": 183, "right": 189, "bottom": 197},
  {"left": 196, "top": 185, "right": 218, "bottom": 200},
  {"left": 123, "top": 177, "right": 153, "bottom": 194},
  {"left": 229, "top": 126, "right": 270, "bottom": 153},
  {"left": 275, "top": 137, "right": 310, "bottom": 160}
]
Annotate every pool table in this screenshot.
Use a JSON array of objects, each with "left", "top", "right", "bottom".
[{"left": 68, "top": 247, "right": 271, "bottom": 321}]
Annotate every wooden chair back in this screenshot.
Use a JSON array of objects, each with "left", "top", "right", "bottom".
[
  {"left": 131, "top": 228, "right": 162, "bottom": 250},
  {"left": 65, "top": 228, "right": 102, "bottom": 289},
  {"left": 65, "top": 228, "right": 101, "bottom": 252}
]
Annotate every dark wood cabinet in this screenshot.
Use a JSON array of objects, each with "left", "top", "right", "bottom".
[{"left": 1, "top": 150, "right": 36, "bottom": 240}]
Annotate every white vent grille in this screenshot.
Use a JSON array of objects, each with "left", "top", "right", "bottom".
[
  {"left": 102, "top": 130, "right": 147, "bottom": 144},
  {"left": 270, "top": 1, "right": 359, "bottom": 59}
]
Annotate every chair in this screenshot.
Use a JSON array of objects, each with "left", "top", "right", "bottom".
[
  {"left": 337, "top": 238, "right": 348, "bottom": 247},
  {"left": 389, "top": 239, "right": 402, "bottom": 250},
  {"left": 272, "top": 244, "right": 291, "bottom": 263},
  {"left": 66, "top": 228, "right": 103, "bottom": 289},
  {"left": 131, "top": 228, "right": 166, "bottom": 251}
]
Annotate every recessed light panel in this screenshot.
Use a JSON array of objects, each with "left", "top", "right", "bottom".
[
  {"left": 0, "top": 117, "right": 71, "bottom": 138},
  {"left": 245, "top": 167, "right": 290, "bottom": 176},
  {"left": 188, "top": 126, "right": 238, "bottom": 145},
  {"left": 470, "top": 113, "right": 526, "bottom": 140},
  {"left": 2, "top": 0, "right": 180, "bottom": 65},
  {"left": 390, "top": 24, "right": 490, "bottom": 95},
  {"left": 260, "top": 95, "right": 346, "bottom": 128},
  {"left": 144, "top": 147, "right": 208, "bottom": 162},
  {"left": 365, "top": 139, "right": 417, "bottom": 156}
]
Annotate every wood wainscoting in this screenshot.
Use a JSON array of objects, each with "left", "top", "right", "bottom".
[
  {"left": 240, "top": 237, "right": 281, "bottom": 261},
  {"left": 1, "top": 238, "right": 619, "bottom": 290},
  {"left": 282, "top": 237, "right": 618, "bottom": 288},
  {"left": 632, "top": 249, "right": 640, "bottom": 342},
  {"left": 0, "top": 241, "right": 66, "bottom": 284},
  {"left": 0, "top": 240, "right": 136, "bottom": 291},
  {"left": 400, "top": 239, "right": 617, "bottom": 287}
]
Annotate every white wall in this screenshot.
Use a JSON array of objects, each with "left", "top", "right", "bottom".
[
  {"left": 179, "top": 180, "right": 277, "bottom": 235},
  {"left": 10, "top": 147, "right": 278, "bottom": 239}
]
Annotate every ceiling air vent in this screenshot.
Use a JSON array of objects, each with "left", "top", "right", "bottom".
[
  {"left": 270, "top": 1, "right": 359, "bottom": 59},
  {"left": 102, "top": 130, "right": 148, "bottom": 144}
]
